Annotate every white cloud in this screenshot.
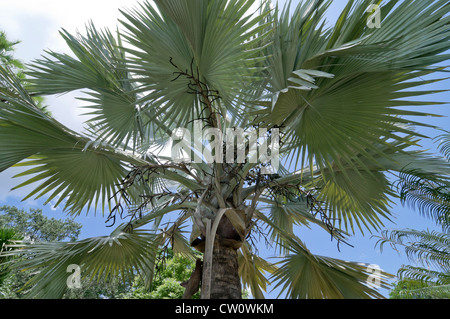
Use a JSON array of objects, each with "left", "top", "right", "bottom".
[
  {"left": 1, "top": 0, "right": 141, "bottom": 64},
  {"left": 0, "top": 1, "right": 142, "bottom": 132},
  {"left": 0, "top": 1, "right": 132, "bottom": 202}
]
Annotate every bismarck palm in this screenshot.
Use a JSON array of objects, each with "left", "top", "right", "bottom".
[{"left": 1, "top": 0, "right": 450, "bottom": 299}]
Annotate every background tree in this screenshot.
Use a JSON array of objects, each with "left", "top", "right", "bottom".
[
  {"left": 1, "top": 0, "right": 450, "bottom": 299},
  {"left": 120, "top": 249, "right": 202, "bottom": 299},
  {"left": 388, "top": 279, "right": 444, "bottom": 299},
  {"left": 0, "top": 31, "right": 48, "bottom": 114},
  {"left": 0, "top": 31, "right": 24, "bottom": 70},
  {"left": 0, "top": 205, "right": 81, "bottom": 242},
  {"left": 0, "top": 206, "right": 82, "bottom": 298}
]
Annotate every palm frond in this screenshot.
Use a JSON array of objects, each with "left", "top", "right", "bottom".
[
  {"left": 260, "top": 0, "right": 450, "bottom": 180},
  {"left": 377, "top": 229, "right": 450, "bottom": 273},
  {"left": 395, "top": 170, "right": 450, "bottom": 230},
  {"left": 0, "top": 64, "right": 134, "bottom": 215},
  {"left": 0, "top": 64, "right": 202, "bottom": 216},
  {"left": 262, "top": 194, "right": 350, "bottom": 252},
  {"left": 26, "top": 23, "right": 151, "bottom": 150},
  {"left": 118, "top": 0, "right": 270, "bottom": 129},
  {"left": 400, "top": 284, "right": 450, "bottom": 299},
  {"left": 436, "top": 132, "right": 450, "bottom": 161},
  {"left": 238, "top": 242, "right": 277, "bottom": 299},
  {"left": 156, "top": 212, "right": 197, "bottom": 260},
  {"left": 398, "top": 265, "right": 450, "bottom": 286},
  {"left": 270, "top": 234, "right": 393, "bottom": 299},
  {"left": 314, "top": 168, "right": 394, "bottom": 235}
]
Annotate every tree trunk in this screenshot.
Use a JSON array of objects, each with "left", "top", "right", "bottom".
[
  {"left": 209, "top": 239, "right": 242, "bottom": 299},
  {"left": 192, "top": 210, "right": 245, "bottom": 299}
]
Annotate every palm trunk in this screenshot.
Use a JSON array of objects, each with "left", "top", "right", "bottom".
[
  {"left": 194, "top": 210, "right": 245, "bottom": 299},
  {"left": 209, "top": 239, "right": 242, "bottom": 299}
]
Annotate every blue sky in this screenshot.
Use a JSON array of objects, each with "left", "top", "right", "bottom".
[{"left": 1, "top": 0, "right": 449, "bottom": 298}]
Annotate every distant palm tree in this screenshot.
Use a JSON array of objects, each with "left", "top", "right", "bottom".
[
  {"left": 377, "top": 133, "right": 450, "bottom": 298},
  {"left": 378, "top": 229, "right": 450, "bottom": 299},
  {"left": 395, "top": 133, "right": 450, "bottom": 230},
  {"left": 1, "top": 0, "right": 450, "bottom": 299}
]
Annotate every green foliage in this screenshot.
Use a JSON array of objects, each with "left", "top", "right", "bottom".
[
  {"left": 389, "top": 279, "right": 450, "bottom": 299},
  {"left": 0, "top": 205, "right": 82, "bottom": 298},
  {"left": 0, "top": 205, "right": 82, "bottom": 242},
  {"left": 124, "top": 251, "right": 200, "bottom": 299},
  {"left": 0, "top": 31, "right": 23, "bottom": 69},
  {"left": 380, "top": 134, "right": 450, "bottom": 299},
  {"left": 62, "top": 251, "right": 200, "bottom": 299}
]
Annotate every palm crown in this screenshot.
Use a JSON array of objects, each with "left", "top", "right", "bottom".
[{"left": 1, "top": 0, "right": 450, "bottom": 299}]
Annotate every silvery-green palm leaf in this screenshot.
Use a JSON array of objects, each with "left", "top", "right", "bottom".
[
  {"left": 271, "top": 234, "right": 393, "bottom": 299},
  {"left": 259, "top": 0, "right": 449, "bottom": 168}
]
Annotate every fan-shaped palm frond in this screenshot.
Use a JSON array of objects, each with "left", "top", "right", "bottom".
[
  {"left": 27, "top": 23, "right": 159, "bottom": 150},
  {"left": 0, "top": 65, "right": 203, "bottom": 221},
  {"left": 271, "top": 234, "right": 392, "bottom": 299},
  {"left": 261, "top": 0, "right": 450, "bottom": 179},
  {"left": 117, "top": 0, "right": 270, "bottom": 130}
]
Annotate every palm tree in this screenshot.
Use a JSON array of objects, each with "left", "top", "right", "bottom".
[
  {"left": 377, "top": 133, "right": 450, "bottom": 298},
  {"left": 394, "top": 133, "right": 450, "bottom": 231},
  {"left": 1, "top": 0, "right": 450, "bottom": 299},
  {"left": 378, "top": 229, "right": 450, "bottom": 299}
]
